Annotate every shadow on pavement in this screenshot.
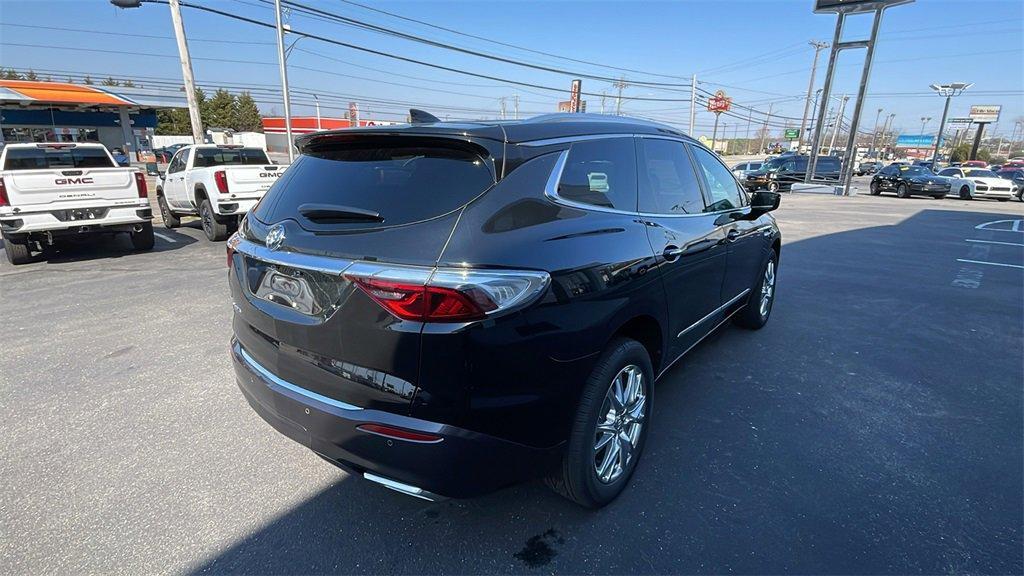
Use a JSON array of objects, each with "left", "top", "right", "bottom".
[
  {"left": 189, "top": 208, "right": 1023, "bottom": 575},
  {"left": 8, "top": 226, "right": 200, "bottom": 266}
]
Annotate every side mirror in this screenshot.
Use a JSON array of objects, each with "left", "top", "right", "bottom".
[
  {"left": 748, "top": 191, "right": 781, "bottom": 217},
  {"left": 157, "top": 171, "right": 166, "bottom": 180}
]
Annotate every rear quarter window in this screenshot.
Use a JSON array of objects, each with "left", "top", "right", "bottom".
[
  {"left": 557, "top": 138, "right": 638, "bottom": 211},
  {"left": 194, "top": 148, "right": 270, "bottom": 167},
  {"left": 252, "top": 140, "right": 495, "bottom": 229},
  {"left": 3, "top": 147, "right": 114, "bottom": 170}
]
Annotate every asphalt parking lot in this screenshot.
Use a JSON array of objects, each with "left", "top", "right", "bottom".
[{"left": 1, "top": 189, "right": 1022, "bottom": 574}]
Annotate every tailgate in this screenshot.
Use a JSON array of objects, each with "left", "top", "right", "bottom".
[
  {"left": 3, "top": 168, "right": 137, "bottom": 208},
  {"left": 226, "top": 165, "right": 285, "bottom": 195}
]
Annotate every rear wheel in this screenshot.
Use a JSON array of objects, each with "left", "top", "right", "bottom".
[
  {"left": 547, "top": 338, "right": 652, "bottom": 508},
  {"left": 199, "top": 199, "right": 229, "bottom": 241},
  {"left": 897, "top": 183, "right": 911, "bottom": 198},
  {"left": 959, "top": 185, "right": 973, "bottom": 200},
  {"left": 2, "top": 234, "right": 32, "bottom": 265},
  {"left": 130, "top": 222, "right": 155, "bottom": 251},
  {"left": 158, "top": 193, "right": 180, "bottom": 229},
  {"left": 734, "top": 250, "right": 777, "bottom": 330},
  {"left": 869, "top": 181, "right": 881, "bottom": 195}
]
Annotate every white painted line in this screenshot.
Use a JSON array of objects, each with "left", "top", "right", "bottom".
[
  {"left": 956, "top": 259, "right": 1024, "bottom": 269},
  {"left": 1016, "top": 220, "right": 1022, "bottom": 232},
  {"left": 965, "top": 239, "right": 1024, "bottom": 247},
  {"left": 975, "top": 219, "right": 1024, "bottom": 232},
  {"left": 154, "top": 232, "right": 177, "bottom": 243}
]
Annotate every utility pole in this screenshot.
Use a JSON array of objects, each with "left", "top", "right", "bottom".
[
  {"left": 273, "top": 0, "right": 294, "bottom": 162},
  {"left": 799, "top": 40, "right": 829, "bottom": 152},
  {"left": 869, "top": 108, "right": 883, "bottom": 155},
  {"left": 499, "top": 97, "right": 507, "bottom": 120},
  {"left": 313, "top": 94, "right": 321, "bottom": 130},
  {"left": 600, "top": 91, "right": 607, "bottom": 114},
  {"left": 514, "top": 94, "right": 519, "bottom": 120},
  {"left": 745, "top": 108, "right": 753, "bottom": 154},
  {"left": 689, "top": 74, "right": 697, "bottom": 136},
  {"left": 167, "top": 0, "right": 203, "bottom": 144},
  {"left": 759, "top": 101, "right": 774, "bottom": 155},
  {"left": 614, "top": 77, "right": 628, "bottom": 115},
  {"left": 828, "top": 95, "right": 848, "bottom": 155}
]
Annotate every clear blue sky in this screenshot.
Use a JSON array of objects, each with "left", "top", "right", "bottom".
[{"left": 1, "top": 0, "right": 1021, "bottom": 141}]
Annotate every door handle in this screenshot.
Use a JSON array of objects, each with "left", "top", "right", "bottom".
[
  {"left": 663, "top": 246, "right": 684, "bottom": 260},
  {"left": 725, "top": 229, "right": 740, "bottom": 242}
]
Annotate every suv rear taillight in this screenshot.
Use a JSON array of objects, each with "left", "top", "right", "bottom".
[
  {"left": 214, "top": 170, "right": 229, "bottom": 194},
  {"left": 0, "top": 177, "right": 8, "bottom": 207},
  {"left": 133, "top": 172, "right": 148, "bottom": 199},
  {"left": 344, "top": 263, "right": 549, "bottom": 323}
]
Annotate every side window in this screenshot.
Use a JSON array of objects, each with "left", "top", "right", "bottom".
[
  {"left": 689, "top": 145, "right": 744, "bottom": 212},
  {"left": 637, "top": 139, "right": 705, "bottom": 215},
  {"left": 557, "top": 138, "right": 638, "bottom": 211},
  {"left": 169, "top": 151, "right": 185, "bottom": 173},
  {"left": 938, "top": 168, "right": 957, "bottom": 177}
]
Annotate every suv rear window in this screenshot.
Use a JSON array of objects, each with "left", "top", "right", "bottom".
[
  {"left": 3, "top": 146, "right": 114, "bottom": 170},
  {"left": 252, "top": 140, "right": 495, "bottom": 228},
  {"left": 194, "top": 147, "right": 270, "bottom": 167}
]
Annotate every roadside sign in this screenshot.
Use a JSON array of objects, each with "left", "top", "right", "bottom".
[
  {"left": 348, "top": 101, "right": 359, "bottom": 125},
  {"left": 895, "top": 134, "right": 942, "bottom": 147},
  {"left": 968, "top": 105, "right": 1001, "bottom": 123},
  {"left": 784, "top": 128, "right": 800, "bottom": 140},
  {"left": 947, "top": 117, "right": 973, "bottom": 126},
  {"left": 558, "top": 100, "right": 587, "bottom": 113},
  {"left": 814, "top": 0, "right": 914, "bottom": 13},
  {"left": 706, "top": 90, "right": 731, "bottom": 113},
  {"left": 569, "top": 79, "right": 582, "bottom": 113}
]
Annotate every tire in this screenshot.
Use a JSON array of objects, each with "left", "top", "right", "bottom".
[
  {"left": 2, "top": 234, "right": 32, "bottom": 265},
  {"left": 546, "top": 337, "right": 653, "bottom": 508},
  {"left": 958, "top": 185, "right": 973, "bottom": 200},
  {"left": 767, "top": 181, "right": 780, "bottom": 193},
  {"left": 897, "top": 183, "right": 911, "bottom": 198},
  {"left": 130, "top": 222, "right": 155, "bottom": 251},
  {"left": 199, "top": 199, "right": 229, "bottom": 241},
  {"left": 734, "top": 250, "right": 778, "bottom": 330},
  {"left": 869, "top": 181, "right": 881, "bottom": 195},
  {"left": 158, "top": 193, "right": 180, "bottom": 229}
]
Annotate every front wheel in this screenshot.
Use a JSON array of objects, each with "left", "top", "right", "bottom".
[
  {"left": 158, "top": 193, "right": 180, "bottom": 229},
  {"left": 959, "top": 185, "right": 973, "bottom": 200},
  {"left": 2, "top": 234, "right": 32, "bottom": 265},
  {"left": 767, "top": 181, "right": 780, "bottom": 193},
  {"left": 546, "top": 338, "right": 652, "bottom": 508},
  {"left": 869, "top": 181, "right": 881, "bottom": 195},
  {"left": 897, "top": 183, "right": 911, "bottom": 198},
  {"left": 734, "top": 250, "right": 777, "bottom": 329},
  {"left": 199, "top": 199, "right": 229, "bottom": 242}
]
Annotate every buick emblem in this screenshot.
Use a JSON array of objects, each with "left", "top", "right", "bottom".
[{"left": 265, "top": 224, "right": 286, "bottom": 251}]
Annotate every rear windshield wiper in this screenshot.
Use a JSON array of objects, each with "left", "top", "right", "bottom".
[{"left": 298, "top": 203, "right": 384, "bottom": 223}]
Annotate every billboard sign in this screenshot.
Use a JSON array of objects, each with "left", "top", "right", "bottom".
[
  {"left": 968, "top": 105, "right": 1001, "bottom": 123},
  {"left": 706, "top": 90, "right": 731, "bottom": 113},
  {"left": 895, "top": 134, "right": 943, "bottom": 148},
  {"left": 947, "top": 117, "right": 973, "bottom": 126},
  {"left": 784, "top": 128, "right": 800, "bottom": 140},
  {"left": 558, "top": 100, "right": 587, "bottom": 113},
  {"left": 814, "top": 0, "right": 914, "bottom": 13},
  {"left": 569, "top": 79, "right": 582, "bottom": 113}
]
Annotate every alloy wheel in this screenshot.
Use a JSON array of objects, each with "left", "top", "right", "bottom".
[
  {"left": 201, "top": 204, "right": 213, "bottom": 235},
  {"left": 594, "top": 364, "right": 646, "bottom": 484},
  {"left": 760, "top": 259, "right": 776, "bottom": 317}
]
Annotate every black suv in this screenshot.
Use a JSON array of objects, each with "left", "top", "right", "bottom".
[
  {"left": 227, "top": 113, "right": 782, "bottom": 507},
  {"left": 743, "top": 155, "right": 843, "bottom": 192}
]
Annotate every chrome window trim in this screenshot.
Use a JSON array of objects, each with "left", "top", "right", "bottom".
[
  {"left": 543, "top": 144, "right": 747, "bottom": 219},
  {"left": 231, "top": 237, "right": 354, "bottom": 275},
  {"left": 520, "top": 133, "right": 635, "bottom": 147},
  {"left": 676, "top": 288, "right": 750, "bottom": 338},
  {"left": 237, "top": 344, "right": 363, "bottom": 412}
]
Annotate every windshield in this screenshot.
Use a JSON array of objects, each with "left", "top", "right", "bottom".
[
  {"left": 965, "top": 169, "right": 998, "bottom": 178},
  {"left": 3, "top": 146, "right": 115, "bottom": 170},
  {"left": 193, "top": 147, "right": 270, "bottom": 168},
  {"left": 761, "top": 158, "right": 788, "bottom": 170},
  {"left": 902, "top": 166, "right": 933, "bottom": 176}
]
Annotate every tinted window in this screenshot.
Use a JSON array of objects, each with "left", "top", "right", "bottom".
[
  {"left": 690, "top": 145, "right": 744, "bottom": 212},
  {"left": 938, "top": 168, "right": 958, "bottom": 177},
  {"left": 3, "top": 146, "right": 114, "bottom": 170},
  {"left": 816, "top": 157, "right": 841, "bottom": 170},
  {"left": 902, "top": 166, "right": 932, "bottom": 176},
  {"left": 557, "top": 138, "right": 637, "bottom": 211},
  {"left": 193, "top": 147, "right": 270, "bottom": 168},
  {"left": 749, "top": 163, "right": 762, "bottom": 170},
  {"left": 965, "top": 169, "right": 998, "bottom": 178},
  {"left": 168, "top": 150, "right": 186, "bottom": 173},
  {"left": 637, "top": 139, "right": 705, "bottom": 215},
  {"left": 252, "top": 140, "right": 494, "bottom": 228}
]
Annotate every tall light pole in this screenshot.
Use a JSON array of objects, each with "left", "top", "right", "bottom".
[
  {"left": 869, "top": 108, "right": 883, "bottom": 155},
  {"left": 799, "top": 41, "right": 829, "bottom": 152},
  {"left": 273, "top": 0, "right": 294, "bottom": 162},
  {"left": 828, "top": 95, "right": 849, "bottom": 155},
  {"left": 110, "top": 0, "right": 203, "bottom": 144},
  {"left": 919, "top": 116, "right": 931, "bottom": 136},
  {"left": 928, "top": 82, "right": 971, "bottom": 165},
  {"left": 759, "top": 102, "right": 775, "bottom": 155},
  {"left": 882, "top": 113, "right": 895, "bottom": 150}
]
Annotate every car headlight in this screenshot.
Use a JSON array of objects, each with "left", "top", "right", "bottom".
[{"left": 768, "top": 172, "right": 777, "bottom": 179}]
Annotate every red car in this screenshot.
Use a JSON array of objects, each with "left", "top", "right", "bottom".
[{"left": 961, "top": 160, "right": 988, "bottom": 168}]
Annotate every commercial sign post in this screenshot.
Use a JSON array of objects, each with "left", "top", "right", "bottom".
[
  {"left": 706, "top": 90, "right": 731, "bottom": 153},
  {"left": 807, "top": 0, "right": 914, "bottom": 194},
  {"left": 349, "top": 102, "right": 360, "bottom": 126},
  {"left": 968, "top": 105, "right": 1001, "bottom": 160},
  {"left": 569, "top": 79, "right": 582, "bottom": 113},
  {"left": 784, "top": 128, "right": 801, "bottom": 140}
]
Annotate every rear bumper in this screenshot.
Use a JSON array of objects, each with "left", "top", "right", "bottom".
[
  {"left": 231, "top": 339, "right": 559, "bottom": 499},
  {"left": 0, "top": 202, "right": 151, "bottom": 235},
  {"left": 214, "top": 197, "right": 261, "bottom": 217}
]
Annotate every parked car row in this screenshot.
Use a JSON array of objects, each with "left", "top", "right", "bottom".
[{"left": 0, "top": 142, "right": 286, "bottom": 264}]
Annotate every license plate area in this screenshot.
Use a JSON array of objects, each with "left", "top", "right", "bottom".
[{"left": 243, "top": 257, "right": 350, "bottom": 318}]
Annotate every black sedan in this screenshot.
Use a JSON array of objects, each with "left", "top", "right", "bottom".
[{"left": 870, "top": 164, "right": 950, "bottom": 199}]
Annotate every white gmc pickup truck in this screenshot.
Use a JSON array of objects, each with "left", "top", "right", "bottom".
[
  {"left": 156, "top": 144, "right": 286, "bottom": 241},
  {"left": 0, "top": 142, "right": 153, "bottom": 265}
]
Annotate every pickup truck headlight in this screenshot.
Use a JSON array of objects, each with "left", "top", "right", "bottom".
[{"left": 767, "top": 172, "right": 777, "bottom": 179}]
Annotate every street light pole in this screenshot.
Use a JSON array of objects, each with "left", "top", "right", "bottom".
[
  {"left": 828, "top": 95, "right": 848, "bottom": 155},
  {"left": 273, "top": 0, "right": 294, "bottom": 162},
  {"left": 869, "top": 108, "right": 883, "bottom": 154},
  {"left": 920, "top": 116, "right": 931, "bottom": 136},
  {"left": 928, "top": 83, "right": 971, "bottom": 165}
]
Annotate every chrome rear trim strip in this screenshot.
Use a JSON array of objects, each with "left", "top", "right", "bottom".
[
  {"left": 364, "top": 472, "right": 447, "bottom": 502},
  {"left": 231, "top": 237, "right": 354, "bottom": 275},
  {"left": 238, "top": 345, "right": 363, "bottom": 412},
  {"left": 677, "top": 288, "right": 751, "bottom": 338}
]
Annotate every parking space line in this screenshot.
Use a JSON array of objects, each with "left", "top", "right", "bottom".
[
  {"left": 965, "top": 239, "right": 1024, "bottom": 247},
  {"left": 154, "top": 232, "right": 177, "bottom": 243},
  {"left": 956, "top": 258, "right": 1024, "bottom": 269},
  {"left": 975, "top": 219, "right": 1024, "bottom": 233}
]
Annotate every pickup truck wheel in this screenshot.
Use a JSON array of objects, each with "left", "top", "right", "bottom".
[
  {"left": 546, "top": 337, "right": 652, "bottom": 508},
  {"left": 158, "top": 194, "right": 180, "bottom": 229},
  {"left": 130, "top": 222, "right": 155, "bottom": 251},
  {"left": 199, "top": 199, "right": 228, "bottom": 241},
  {"left": 2, "top": 235, "right": 32, "bottom": 265}
]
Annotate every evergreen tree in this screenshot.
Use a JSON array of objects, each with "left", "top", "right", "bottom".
[
  {"left": 234, "top": 92, "right": 263, "bottom": 132},
  {"left": 122, "top": 79, "right": 135, "bottom": 87},
  {"left": 206, "top": 89, "right": 237, "bottom": 130},
  {"left": 25, "top": 70, "right": 39, "bottom": 81},
  {"left": 101, "top": 76, "right": 119, "bottom": 86},
  {"left": 83, "top": 75, "right": 94, "bottom": 85},
  {"left": 1, "top": 68, "right": 22, "bottom": 80}
]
